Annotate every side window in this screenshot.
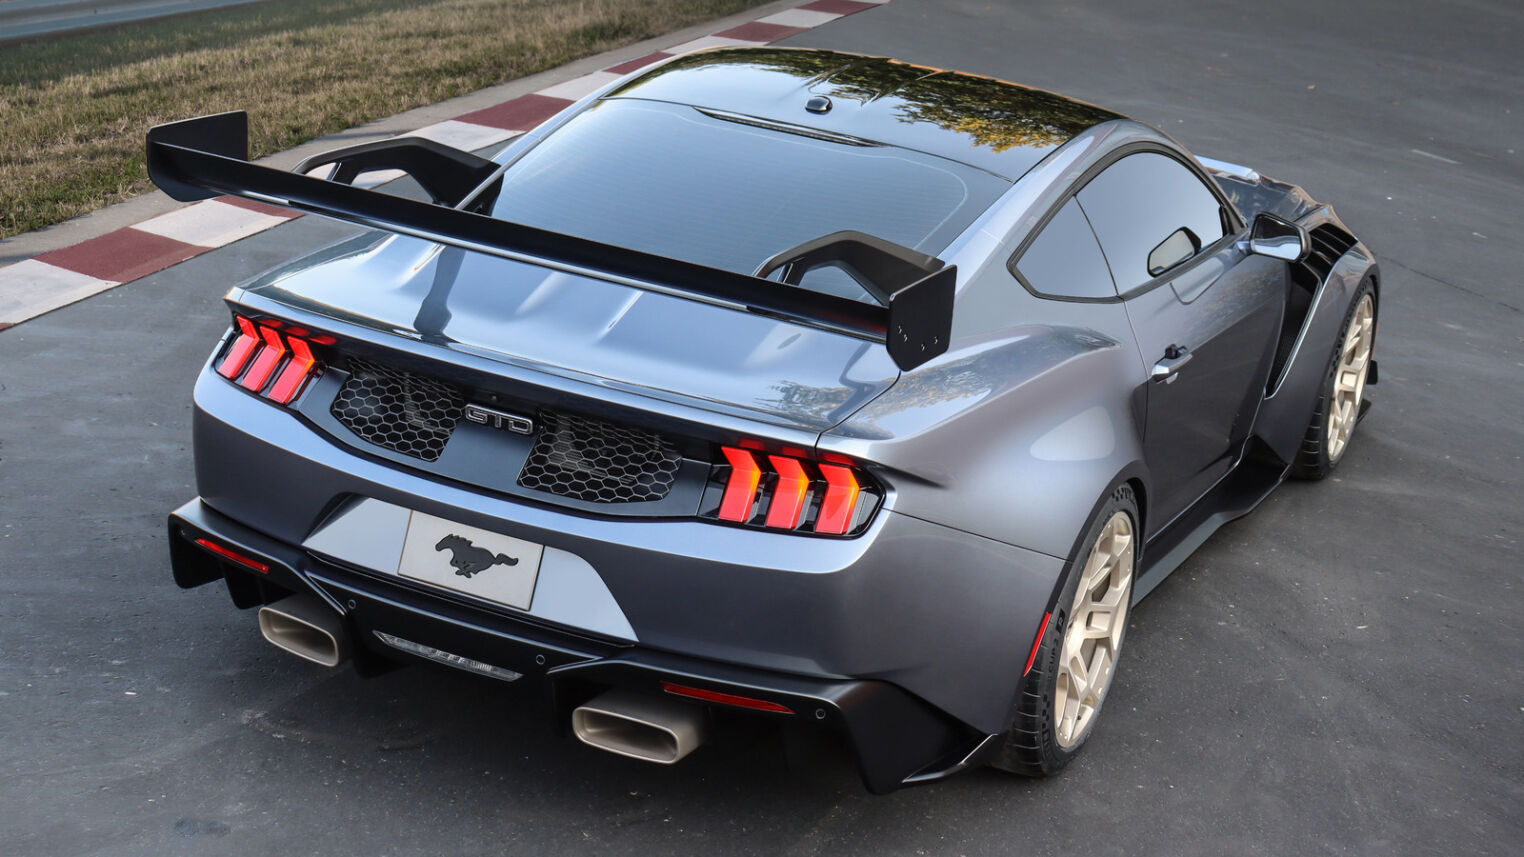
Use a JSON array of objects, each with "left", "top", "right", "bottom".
[
  {"left": 1012, "top": 198, "right": 1117, "bottom": 300},
  {"left": 1076, "top": 152, "right": 1226, "bottom": 292}
]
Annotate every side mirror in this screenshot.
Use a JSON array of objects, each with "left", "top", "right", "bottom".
[
  {"left": 1147, "top": 227, "right": 1201, "bottom": 277},
  {"left": 1247, "top": 212, "right": 1309, "bottom": 262}
]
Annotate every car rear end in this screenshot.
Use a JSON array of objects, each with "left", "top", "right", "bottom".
[
  {"left": 167, "top": 229, "right": 1071, "bottom": 791},
  {"left": 155, "top": 49, "right": 1091, "bottom": 792}
]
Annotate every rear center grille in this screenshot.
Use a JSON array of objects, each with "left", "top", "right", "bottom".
[
  {"left": 327, "top": 356, "right": 681, "bottom": 502},
  {"left": 518, "top": 410, "right": 681, "bottom": 503},
  {"left": 331, "top": 357, "right": 464, "bottom": 462}
]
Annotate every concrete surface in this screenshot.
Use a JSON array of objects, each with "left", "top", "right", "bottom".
[{"left": 0, "top": 1, "right": 1519, "bottom": 855}]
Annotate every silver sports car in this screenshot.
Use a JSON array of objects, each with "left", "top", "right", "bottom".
[{"left": 151, "top": 47, "right": 1378, "bottom": 792}]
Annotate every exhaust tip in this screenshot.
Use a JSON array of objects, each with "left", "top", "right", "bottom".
[
  {"left": 258, "top": 594, "right": 349, "bottom": 668},
  {"left": 572, "top": 690, "right": 707, "bottom": 765}
]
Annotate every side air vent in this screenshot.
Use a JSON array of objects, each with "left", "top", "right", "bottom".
[
  {"left": 1299, "top": 224, "right": 1357, "bottom": 285},
  {"left": 518, "top": 410, "right": 682, "bottom": 503},
  {"left": 1270, "top": 223, "right": 1360, "bottom": 392},
  {"left": 330, "top": 357, "right": 464, "bottom": 462}
]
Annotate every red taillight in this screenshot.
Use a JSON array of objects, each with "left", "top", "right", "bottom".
[
  {"left": 216, "top": 316, "right": 262, "bottom": 379},
  {"left": 765, "top": 455, "right": 810, "bottom": 529},
  {"left": 719, "top": 446, "right": 762, "bottom": 522},
  {"left": 266, "top": 335, "right": 317, "bottom": 404},
  {"left": 193, "top": 537, "right": 270, "bottom": 573},
  {"left": 713, "top": 446, "right": 873, "bottom": 535},
  {"left": 660, "top": 681, "right": 794, "bottom": 714},
  {"left": 815, "top": 463, "right": 861, "bottom": 535},
  {"left": 238, "top": 324, "right": 288, "bottom": 391},
  {"left": 217, "top": 315, "right": 326, "bottom": 406}
]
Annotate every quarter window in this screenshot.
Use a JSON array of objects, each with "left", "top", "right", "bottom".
[
  {"left": 1013, "top": 198, "right": 1116, "bottom": 300},
  {"left": 1076, "top": 152, "right": 1226, "bottom": 292}
]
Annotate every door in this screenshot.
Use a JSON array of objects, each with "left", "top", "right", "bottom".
[{"left": 1076, "top": 151, "right": 1284, "bottom": 534}]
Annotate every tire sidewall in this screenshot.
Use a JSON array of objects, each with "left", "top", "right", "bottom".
[
  {"left": 1295, "top": 276, "right": 1376, "bottom": 478},
  {"left": 1003, "top": 484, "right": 1139, "bottom": 775}
]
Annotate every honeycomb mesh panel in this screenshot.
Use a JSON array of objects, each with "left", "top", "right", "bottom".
[
  {"left": 330, "top": 357, "right": 464, "bottom": 462},
  {"left": 519, "top": 410, "right": 681, "bottom": 502}
]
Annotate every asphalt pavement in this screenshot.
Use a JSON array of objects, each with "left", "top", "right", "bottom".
[
  {"left": 0, "top": 0, "right": 271, "bottom": 42},
  {"left": 1, "top": 1, "right": 1520, "bottom": 855}
]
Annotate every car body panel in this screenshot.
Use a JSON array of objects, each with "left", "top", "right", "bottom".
[
  {"left": 1125, "top": 244, "right": 1286, "bottom": 533},
  {"left": 1253, "top": 238, "right": 1379, "bottom": 462},
  {"left": 242, "top": 230, "right": 902, "bottom": 433},
  {"left": 191, "top": 371, "right": 1062, "bottom": 732}
]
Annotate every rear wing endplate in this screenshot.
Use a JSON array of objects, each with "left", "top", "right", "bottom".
[{"left": 146, "top": 111, "right": 955, "bottom": 371}]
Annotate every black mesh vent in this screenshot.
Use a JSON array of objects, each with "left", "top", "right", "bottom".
[
  {"left": 1300, "top": 224, "right": 1357, "bottom": 284},
  {"left": 518, "top": 410, "right": 681, "bottom": 503},
  {"left": 331, "top": 358, "right": 464, "bottom": 462}
]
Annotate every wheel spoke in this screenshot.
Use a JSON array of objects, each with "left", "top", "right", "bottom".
[
  {"left": 1083, "top": 649, "right": 1108, "bottom": 706},
  {"left": 1052, "top": 509, "right": 1135, "bottom": 749},
  {"left": 1323, "top": 293, "right": 1375, "bottom": 463}
]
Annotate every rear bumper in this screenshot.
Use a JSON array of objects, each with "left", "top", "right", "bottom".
[
  {"left": 171, "top": 498, "right": 991, "bottom": 792},
  {"left": 189, "top": 368, "right": 1068, "bottom": 737}
]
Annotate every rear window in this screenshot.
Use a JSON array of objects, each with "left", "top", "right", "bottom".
[{"left": 488, "top": 99, "right": 1009, "bottom": 301}]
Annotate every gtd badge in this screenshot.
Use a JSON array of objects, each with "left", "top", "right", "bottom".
[{"left": 463, "top": 404, "right": 535, "bottom": 435}]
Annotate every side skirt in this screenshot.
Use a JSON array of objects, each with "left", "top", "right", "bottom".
[{"left": 1134, "top": 456, "right": 1287, "bottom": 600}]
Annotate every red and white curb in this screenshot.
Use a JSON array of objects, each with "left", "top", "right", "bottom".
[{"left": 0, "top": 0, "right": 892, "bottom": 332}]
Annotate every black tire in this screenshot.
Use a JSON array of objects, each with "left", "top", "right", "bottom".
[
  {"left": 1292, "top": 277, "right": 1376, "bottom": 480},
  {"left": 990, "top": 484, "right": 1139, "bottom": 776}
]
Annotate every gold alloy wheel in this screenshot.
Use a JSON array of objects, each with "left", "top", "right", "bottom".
[
  {"left": 1054, "top": 510, "right": 1134, "bottom": 749},
  {"left": 1327, "top": 293, "right": 1375, "bottom": 462}
]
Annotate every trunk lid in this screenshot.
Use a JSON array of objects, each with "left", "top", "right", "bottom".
[{"left": 243, "top": 231, "right": 900, "bottom": 433}]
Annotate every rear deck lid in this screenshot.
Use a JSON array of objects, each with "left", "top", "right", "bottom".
[{"left": 246, "top": 231, "right": 900, "bottom": 432}]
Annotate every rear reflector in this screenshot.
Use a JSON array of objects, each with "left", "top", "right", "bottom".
[
  {"left": 815, "top": 463, "right": 861, "bottom": 535},
  {"left": 660, "top": 681, "right": 794, "bottom": 714},
  {"left": 719, "top": 446, "right": 762, "bottom": 522},
  {"left": 1023, "top": 612, "right": 1052, "bottom": 676},
  {"left": 193, "top": 537, "right": 270, "bottom": 573}
]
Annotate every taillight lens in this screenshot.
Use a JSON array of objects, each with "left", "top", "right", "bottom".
[
  {"left": 704, "top": 446, "right": 880, "bottom": 536},
  {"left": 214, "top": 314, "right": 327, "bottom": 405}
]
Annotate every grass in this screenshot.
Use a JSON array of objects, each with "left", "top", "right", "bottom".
[{"left": 0, "top": 0, "right": 769, "bottom": 239}]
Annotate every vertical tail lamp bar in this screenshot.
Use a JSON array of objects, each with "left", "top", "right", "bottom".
[
  {"left": 238, "top": 325, "right": 288, "bottom": 392},
  {"left": 266, "top": 335, "right": 317, "bottom": 404},
  {"left": 216, "top": 316, "right": 262, "bottom": 379},
  {"left": 718, "top": 447, "right": 762, "bottom": 522},
  {"left": 815, "top": 463, "right": 861, "bottom": 535},
  {"left": 765, "top": 455, "right": 810, "bottom": 529}
]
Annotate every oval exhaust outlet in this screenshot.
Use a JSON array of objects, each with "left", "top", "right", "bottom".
[
  {"left": 258, "top": 594, "right": 350, "bottom": 668},
  {"left": 572, "top": 690, "right": 707, "bottom": 764}
]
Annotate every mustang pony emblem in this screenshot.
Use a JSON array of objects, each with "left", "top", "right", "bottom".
[{"left": 434, "top": 534, "right": 519, "bottom": 578}]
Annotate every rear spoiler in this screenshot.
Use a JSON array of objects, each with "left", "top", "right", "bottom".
[{"left": 146, "top": 111, "right": 955, "bottom": 371}]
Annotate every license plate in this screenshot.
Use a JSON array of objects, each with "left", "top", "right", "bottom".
[{"left": 397, "top": 511, "right": 544, "bottom": 610}]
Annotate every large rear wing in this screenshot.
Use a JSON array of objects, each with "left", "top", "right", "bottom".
[{"left": 146, "top": 111, "right": 955, "bottom": 371}]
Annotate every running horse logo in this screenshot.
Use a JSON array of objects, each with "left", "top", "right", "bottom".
[{"left": 434, "top": 534, "right": 519, "bottom": 578}]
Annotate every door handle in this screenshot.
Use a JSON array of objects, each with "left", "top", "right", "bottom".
[{"left": 1152, "top": 345, "right": 1193, "bottom": 384}]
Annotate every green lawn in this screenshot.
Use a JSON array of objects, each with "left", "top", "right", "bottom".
[{"left": 0, "top": 0, "right": 768, "bottom": 239}]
